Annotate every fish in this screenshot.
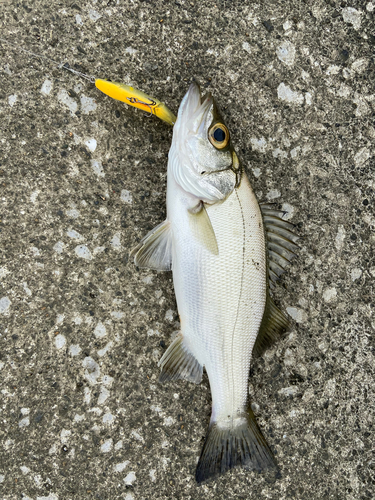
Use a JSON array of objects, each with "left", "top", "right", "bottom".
[{"left": 109, "top": 81, "right": 299, "bottom": 483}]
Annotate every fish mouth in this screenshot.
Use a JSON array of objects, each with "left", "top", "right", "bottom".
[{"left": 177, "top": 81, "right": 214, "bottom": 136}]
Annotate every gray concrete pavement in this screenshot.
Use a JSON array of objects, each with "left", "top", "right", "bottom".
[{"left": 0, "top": 1, "right": 374, "bottom": 499}]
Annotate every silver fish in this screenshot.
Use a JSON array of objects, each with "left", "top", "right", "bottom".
[{"left": 131, "top": 82, "right": 299, "bottom": 483}]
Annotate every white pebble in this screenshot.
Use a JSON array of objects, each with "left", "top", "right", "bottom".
[
  {"left": 272, "top": 148, "right": 288, "bottom": 159},
  {"left": 103, "top": 413, "right": 115, "bottom": 425},
  {"left": 354, "top": 147, "right": 370, "bottom": 167},
  {"left": 53, "top": 241, "right": 65, "bottom": 254},
  {"left": 242, "top": 42, "right": 251, "bottom": 53},
  {"left": 67, "top": 229, "right": 82, "bottom": 240},
  {"left": 97, "top": 387, "right": 110, "bottom": 405},
  {"left": 60, "top": 429, "right": 71, "bottom": 443},
  {"left": 276, "top": 41, "right": 296, "bottom": 66},
  {"left": 277, "top": 83, "right": 304, "bottom": 105},
  {"left": 94, "top": 321, "right": 107, "bottom": 338},
  {"left": 335, "top": 225, "right": 346, "bottom": 251},
  {"left": 323, "top": 287, "right": 337, "bottom": 303},
  {"left": 115, "top": 440, "right": 123, "bottom": 450},
  {"left": 85, "top": 138, "right": 97, "bottom": 152},
  {"left": 0, "top": 296, "right": 11, "bottom": 314},
  {"left": 111, "top": 311, "right": 124, "bottom": 319},
  {"left": 66, "top": 209, "right": 80, "bottom": 219},
  {"left": 351, "top": 268, "right": 362, "bottom": 281},
  {"left": 19, "top": 416, "right": 30, "bottom": 428},
  {"left": 91, "top": 160, "right": 105, "bottom": 177},
  {"left": 82, "top": 357, "right": 101, "bottom": 385},
  {"left": 163, "top": 416, "right": 175, "bottom": 426},
  {"left": 30, "top": 190, "right": 40, "bottom": 203},
  {"left": 111, "top": 233, "right": 121, "bottom": 250},
  {"left": 54, "top": 334, "right": 66, "bottom": 350},
  {"left": 89, "top": 9, "right": 101, "bottom": 21},
  {"left": 97, "top": 342, "right": 113, "bottom": 357},
  {"left": 57, "top": 89, "right": 77, "bottom": 115},
  {"left": 342, "top": 7, "right": 362, "bottom": 30},
  {"left": 266, "top": 189, "right": 281, "bottom": 200},
  {"left": 84, "top": 387, "right": 91, "bottom": 405},
  {"left": 286, "top": 307, "right": 307, "bottom": 323},
  {"left": 41, "top": 80, "right": 53, "bottom": 96},
  {"left": 114, "top": 461, "right": 129, "bottom": 472},
  {"left": 74, "top": 245, "right": 92, "bottom": 260},
  {"left": 69, "top": 344, "right": 81, "bottom": 356},
  {"left": 81, "top": 95, "right": 97, "bottom": 114},
  {"left": 278, "top": 386, "right": 299, "bottom": 396},
  {"left": 8, "top": 94, "right": 17, "bottom": 107},
  {"left": 250, "top": 136, "right": 267, "bottom": 153},
  {"left": 164, "top": 309, "right": 175, "bottom": 322},
  {"left": 124, "top": 472, "right": 136, "bottom": 486},
  {"left": 101, "top": 438, "right": 113, "bottom": 453},
  {"left": 281, "top": 203, "right": 295, "bottom": 220},
  {"left": 120, "top": 189, "right": 133, "bottom": 204}
]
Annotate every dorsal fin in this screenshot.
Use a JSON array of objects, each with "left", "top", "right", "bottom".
[
  {"left": 130, "top": 220, "right": 172, "bottom": 271},
  {"left": 260, "top": 203, "right": 299, "bottom": 288},
  {"left": 253, "top": 293, "right": 289, "bottom": 357},
  {"left": 158, "top": 333, "right": 203, "bottom": 384}
]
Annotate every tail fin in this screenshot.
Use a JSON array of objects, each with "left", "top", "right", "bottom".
[{"left": 195, "top": 406, "right": 277, "bottom": 484}]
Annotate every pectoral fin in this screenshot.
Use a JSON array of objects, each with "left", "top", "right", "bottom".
[
  {"left": 130, "top": 220, "right": 172, "bottom": 271},
  {"left": 188, "top": 203, "right": 218, "bottom": 256}
]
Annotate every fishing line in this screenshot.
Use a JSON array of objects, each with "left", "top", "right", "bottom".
[{"left": 0, "top": 36, "right": 96, "bottom": 83}]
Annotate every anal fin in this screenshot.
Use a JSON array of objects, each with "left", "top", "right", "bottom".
[
  {"left": 253, "top": 293, "right": 289, "bottom": 358},
  {"left": 130, "top": 220, "right": 172, "bottom": 271},
  {"left": 158, "top": 333, "right": 203, "bottom": 384}
]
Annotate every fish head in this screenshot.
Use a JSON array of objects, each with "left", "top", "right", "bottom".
[{"left": 169, "top": 81, "right": 241, "bottom": 203}]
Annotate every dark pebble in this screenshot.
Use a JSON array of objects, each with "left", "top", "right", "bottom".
[
  {"left": 34, "top": 412, "right": 44, "bottom": 423},
  {"left": 339, "top": 49, "right": 349, "bottom": 62},
  {"left": 262, "top": 20, "right": 274, "bottom": 32}
]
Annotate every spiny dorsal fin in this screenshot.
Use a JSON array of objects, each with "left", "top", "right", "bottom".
[
  {"left": 158, "top": 333, "right": 203, "bottom": 384},
  {"left": 188, "top": 204, "right": 218, "bottom": 256},
  {"left": 260, "top": 203, "right": 299, "bottom": 287},
  {"left": 253, "top": 293, "right": 289, "bottom": 358},
  {"left": 130, "top": 220, "right": 172, "bottom": 271}
]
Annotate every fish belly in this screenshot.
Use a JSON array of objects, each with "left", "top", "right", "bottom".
[{"left": 169, "top": 173, "right": 267, "bottom": 424}]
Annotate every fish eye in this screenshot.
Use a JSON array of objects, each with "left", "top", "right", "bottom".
[{"left": 208, "top": 123, "right": 230, "bottom": 150}]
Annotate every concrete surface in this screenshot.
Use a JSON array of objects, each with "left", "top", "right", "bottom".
[{"left": 0, "top": 0, "right": 374, "bottom": 499}]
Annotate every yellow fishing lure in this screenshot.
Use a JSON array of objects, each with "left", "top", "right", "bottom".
[{"left": 95, "top": 79, "right": 176, "bottom": 126}]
